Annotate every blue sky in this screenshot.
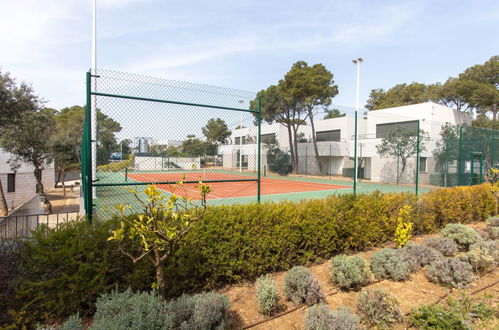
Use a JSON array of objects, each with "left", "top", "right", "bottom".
[{"left": 1, "top": 0, "right": 498, "bottom": 111}]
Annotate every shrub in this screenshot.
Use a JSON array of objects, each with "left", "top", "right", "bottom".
[
  {"left": 284, "top": 266, "right": 324, "bottom": 305},
  {"left": 394, "top": 205, "right": 414, "bottom": 248},
  {"left": 403, "top": 244, "right": 443, "bottom": 267},
  {"left": 0, "top": 239, "right": 24, "bottom": 326},
  {"left": 330, "top": 255, "right": 372, "bottom": 290},
  {"left": 370, "top": 248, "right": 414, "bottom": 281},
  {"left": 459, "top": 240, "right": 499, "bottom": 274},
  {"left": 59, "top": 313, "right": 84, "bottom": 330},
  {"left": 409, "top": 292, "right": 496, "bottom": 329},
  {"left": 89, "top": 289, "right": 168, "bottom": 330},
  {"left": 486, "top": 215, "right": 499, "bottom": 227},
  {"left": 255, "top": 275, "right": 279, "bottom": 316},
  {"left": 356, "top": 288, "right": 402, "bottom": 328},
  {"left": 486, "top": 216, "right": 499, "bottom": 239},
  {"left": 425, "top": 237, "right": 459, "bottom": 256},
  {"left": 305, "top": 304, "right": 360, "bottom": 330},
  {"left": 426, "top": 258, "right": 475, "bottom": 288},
  {"left": 442, "top": 224, "right": 482, "bottom": 251},
  {"left": 165, "top": 291, "right": 231, "bottom": 330}
]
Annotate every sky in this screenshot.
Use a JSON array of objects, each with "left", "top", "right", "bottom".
[{"left": 1, "top": 0, "right": 498, "bottom": 113}]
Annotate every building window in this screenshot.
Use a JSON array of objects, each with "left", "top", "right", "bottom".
[
  {"left": 235, "top": 137, "right": 240, "bottom": 145},
  {"left": 242, "top": 136, "right": 246, "bottom": 145},
  {"left": 419, "top": 157, "right": 427, "bottom": 173},
  {"left": 316, "top": 129, "right": 341, "bottom": 142},
  {"left": 7, "top": 173, "right": 15, "bottom": 192},
  {"left": 261, "top": 133, "right": 276, "bottom": 144},
  {"left": 376, "top": 120, "right": 418, "bottom": 138}
]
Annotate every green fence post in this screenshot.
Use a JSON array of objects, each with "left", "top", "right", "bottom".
[
  {"left": 353, "top": 110, "right": 358, "bottom": 195},
  {"left": 257, "top": 96, "right": 262, "bottom": 203},
  {"left": 458, "top": 126, "right": 463, "bottom": 186},
  {"left": 84, "top": 71, "right": 93, "bottom": 223},
  {"left": 415, "top": 120, "right": 420, "bottom": 195}
]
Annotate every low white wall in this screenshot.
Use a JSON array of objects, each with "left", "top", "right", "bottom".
[{"left": 134, "top": 156, "right": 201, "bottom": 170}]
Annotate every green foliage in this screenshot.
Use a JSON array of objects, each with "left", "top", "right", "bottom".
[
  {"left": 432, "top": 123, "right": 459, "bottom": 185},
  {"left": 109, "top": 184, "right": 210, "bottom": 296},
  {"left": 181, "top": 135, "right": 217, "bottom": 157},
  {"left": 202, "top": 118, "right": 232, "bottom": 144},
  {"left": 441, "top": 223, "right": 482, "bottom": 251},
  {"left": 255, "top": 275, "right": 279, "bottom": 316},
  {"left": 403, "top": 244, "right": 443, "bottom": 268},
  {"left": 266, "top": 145, "right": 292, "bottom": 174},
  {"left": 459, "top": 240, "right": 498, "bottom": 274},
  {"left": 366, "top": 82, "right": 440, "bottom": 110},
  {"left": 59, "top": 313, "right": 84, "bottom": 330},
  {"left": 165, "top": 291, "right": 231, "bottom": 330},
  {"left": 329, "top": 255, "right": 372, "bottom": 290},
  {"left": 98, "top": 154, "right": 133, "bottom": 172},
  {"left": 426, "top": 258, "right": 475, "bottom": 288},
  {"left": 425, "top": 237, "right": 459, "bottom": 256},
  {"left": 370, "top": 248, "right": 415, "bottom": 281},
  {"left": 13, "top": 220, "right": 154, "bottom": 327},
  {"left": 486, "top": 215, "right": 499, "bottom": 239},
  {"left": 284, "top": 266, "right": 323, "bottom": 305},
  {"left": 89, "top": 289, "right": 169, "bottom": 330},
  {"left": 356, "top": 288, "right": 402, "bottom": 329},
  {"left": 323, "top": 108, "right": 345, "bottom": 119},
  {"left": 305, "top": 304, "right": 360, "bottom": 330},
  {"left": 409, "top": 292, "right": 497, "bottom": 329},
  {"left": 0, "top": 240, "right": 24, "bottom": 326},
  {"left": 394, "top": 205, "right": 414, "bottom": 248}
]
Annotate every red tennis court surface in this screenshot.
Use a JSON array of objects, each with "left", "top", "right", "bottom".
[{"left": 127, "top": 171, "right": 350, "bottom": 199}]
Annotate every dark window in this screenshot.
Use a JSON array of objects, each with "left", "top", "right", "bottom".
[
  {"left": 7, "top": 173, "right": 15, "bottom": 193},
  {"left": 376, "top": 120, "right": 418, "bottom": 138},
  {"left": 242, "top": 136, "right": 246, "bottom": 145},
  {"left": 316, "top": 129, "right": 341, "bottom": 142},
  {"left": 419, "top": 157, "right": 427, "bottom": 173},
  {"left": 261, "top": 133, "right": 276, "bottom": 144},
  {"left": 235, "top": 137, "right": 241, "bottom": 145}
]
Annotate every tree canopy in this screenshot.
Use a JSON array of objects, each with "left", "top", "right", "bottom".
[
  {"left": 202, "top": 118, "right": 231, "bottom": 144},
  {"left": 323, "top": 108, "right": 345, "bottom": 119}
]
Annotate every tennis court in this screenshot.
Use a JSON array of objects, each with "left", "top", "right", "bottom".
[{"left": 126, "top": 170, "right": 351, "bottom": 200}]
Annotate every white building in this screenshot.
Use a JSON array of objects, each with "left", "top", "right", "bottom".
[
  {"left": 0, "top": 149, "right": 55, "bottom": 214},
  {"left": 218, "top": 102, "right": 472, "bottom": 185}
]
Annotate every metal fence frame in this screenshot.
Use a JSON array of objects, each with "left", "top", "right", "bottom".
[
  {"left": 81, "top": 71, "right": 262, "bottom": 223},
  {"left": 0, "top": 212, "right": 81, "bottom": 238}
]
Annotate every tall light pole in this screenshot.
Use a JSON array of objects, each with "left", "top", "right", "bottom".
[
  {"left": 91, "top": 0, "right": 97, "bottom": 199},
  {"left": 352, "top": 57, "right": 363, "bottom": 193},
  {"left": 238, "top": 100, "right": 244, "bottom": 173}
]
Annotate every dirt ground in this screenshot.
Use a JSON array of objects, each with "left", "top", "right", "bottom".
[
  {"left": 220, "top": 222, "right": 499, "bottom": 329},
  {"left": 45, "top": 186, "right": 81, "bottom": 213}
]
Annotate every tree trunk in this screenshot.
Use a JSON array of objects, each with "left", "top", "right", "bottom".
[
  {"left": 154, "top": 247, "right": 166, "bottom": 296},
  {"left": 34, "top": 168, "right": 44, "bottom": 194},
  {"left": 307, "top": 108, "right": 323, "bottom": 174},
  {"left": 286, "top": 125, "right": 296, "bottom": 173},
  {"left": 0, "top": 179, "right": 8, "bottom": 216},
  {"left": 61, "top": 169, "right": 67, "bottom": 196},
  {"left": 54, "top": 167, "right": 63, "bottom": 188},
  {"left": 292, "top": 125, "right": 300, "bottom": 172},
  {"left": 493, "top": 103, "right": 497, "bottom": 122}
]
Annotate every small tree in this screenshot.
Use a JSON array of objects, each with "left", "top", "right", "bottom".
[
  {"left": 202, "top": 118, "right": 232, "bottom": 144},
  {"left": 433, "top": 123, "right": 459, "bottom": 186},
  {"left": 376, "top": 128, "right": 428, "bottom": 184},
  {"left": 109, "top": 182, "right": 211, "bottom": 296}
]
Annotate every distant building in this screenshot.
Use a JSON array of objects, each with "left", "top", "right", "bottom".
[
  {"left": 218, "top": 102, "right": 472, "bottom": 185},
  {"left": 0, "top": 149, "right": 55, "bottom": 213}
]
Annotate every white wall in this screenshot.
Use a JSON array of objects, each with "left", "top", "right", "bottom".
[{"left": 134, "top": 156, "right": 201, "bottom": 170}]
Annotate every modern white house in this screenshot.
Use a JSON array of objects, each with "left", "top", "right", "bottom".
[
  {"left": 0, "top": 149, "right": 55, "bottom": 214},
  {"left": 218, "top": 102, "right": 472, "bottom": 185}
]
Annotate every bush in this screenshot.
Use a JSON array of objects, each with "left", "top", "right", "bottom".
[
  {"left": 10, "top": 184, "right": 495, "bottom": 326},
  {"left": 305, "top": 304, "right": 360, "bottom": 330},
  {"left": 330, "top": 255, "right": 372, "bottom": 290},
  {"left": 59, "top": 313, "right": 84, "bottom": 330},
  {"left": 0, "top": 239, "right": 24, "bottom": 326},
  {"left": 442, "top": 224, "right": 482, "bottom": 251},
  {"left": 356, "top": 288, "right": 402, "bottom": 328},
  {"left": 409, "top": 292, "right": 496, "bottom": 329},
  {"left": 370, "top": 248, "right": 415, "bottom": 281},
  {"left": 425, "top": 237, "right": 459, "bottom": 257},
  {"left": 486, "top": 216, "right": 499, "bottom": 239},
  {"left": 13, "top": 220, "right": 153, "bottom": 326},
  {"left": 284, "top": 266, "right": 323, "bottom": 305},
  {"left": 90, "top": 289, "right": 168, "bottom": 330},
  {"left": 255, "top": 275, "right": 279, "bottom": 316},
  {"left": 459, "top": 240, "right": 498, "bottom": 274},
  {"left": 426, "top": 258, "right": 475, "bottom": 288},
  {"left": 165, "top": 291, "right": 231, "bottom": 330},
  {"left": 403, "top": 244, "right": 443, "bottom": 267}
]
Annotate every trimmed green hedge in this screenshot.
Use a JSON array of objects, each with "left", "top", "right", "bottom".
[{"left": 8, "top": 184, "right": 494, "bottom": 327}]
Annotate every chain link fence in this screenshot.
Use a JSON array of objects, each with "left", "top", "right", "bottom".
[{"left": 81, "top": 70, "right": 498, "bottom": 220}]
